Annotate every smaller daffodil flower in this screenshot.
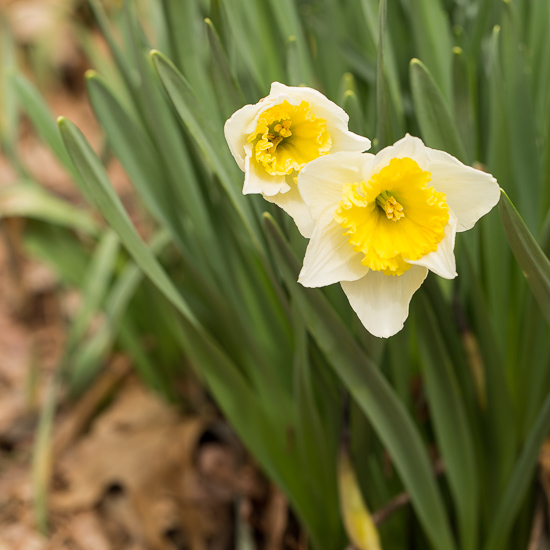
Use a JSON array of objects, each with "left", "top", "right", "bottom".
[
  {"left": 224, "top": 82, "right": 371, "bottom": 237},
  {"left": 296, "top": 134, "right": 500, "bottom": 338}
]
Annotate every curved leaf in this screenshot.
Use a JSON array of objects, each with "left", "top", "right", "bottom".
[
  {"left": 264, "top": 213, "right": 456, "bottom": 550},
  {"left": 499, "top": 189, "right": 550, "bottom": 325}
]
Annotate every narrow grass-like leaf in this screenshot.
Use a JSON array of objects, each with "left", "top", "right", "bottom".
[
  {"left": 68, "top": 231, "right": 171, "bottom": 393},
  {"left": 85, "top": 71, "right": 193, "bottom": 256},
  {"left": 452, "top": 47, "right": 475, "bottom": 164},
  {"left": 462, "top": 248, "right": 516, "bottom": 513},
  {"left": 58, "top": 117, "right": 196, "bottom": 323},
  {"left": 342, "top": 90, "right": 364, "bottom": 136},
  {"left": 0, "top": 184, "right": 98, "bottom": 235},
  {"left": 157, "top": 0, "right": 219, "bottom": 117},
  {"left": 11, "top": 73, "right": 77, "bottom": 177},
  {"left": 418, "top": 295, "right": 479, "bottom": 550},
  {"left": 67, "top": 230, "right": 119, "bottom": 350},
  {"left": 267, "top": 0, "right": 314, "bottom": 86},
  {"left": 500, "top": 3, "right": 541, "bottom": 230},
  {"left": 376, "top": 0, "right": 393, "bottom": 150},
  {"left": 88, "top": 0, "right": 138, "bottom": 91},
  {"left": 483, "top": 393, "right": 550, "bottom": 550},
  {"left": 293, "top": 318, "right": 342, "bottom": 548},
  {"left": 205, "top": 18, "right": 245, "bottom": 119},
  {"left": 404, "top": 0, "right": 452, "bottom": 101},
  {"left": 264, "top": 213, "right": 456, "bottom": 550},
  {"left": 122, "top": 14, "right": 220, "bottom": 263},
  {"left": 286, "top": 36, "right": 307, "bottom": 88},
  {"left": 217, "top": 0, "right": 270, "bottom": 89},
  {"left": 150, "top": 50, "right": 260, "bottom": 244},
  {"left": 499, "top": 189, "right": 550, "bottom": 325},
  {"left": 410, "top": 58, "right": 467, "bottom": 162},
  {"left": 32, "top": 377, "right": 58, "bottom": 534},
  {"left": 359, "top": 0, "right": 404, "bottom": 139}
]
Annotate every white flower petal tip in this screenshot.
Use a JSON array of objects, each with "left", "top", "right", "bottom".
[
  {"left": 263, "top": 185, "right": 315, "bottom": 238},
  {"left": 224, "top": 83, "right": 371, "bottom": 231},
  {"left": 426, "top": 150, "right": 500, "bottom": 232},
  {"left": 341, "top": 267, "right": 429, "bottom": 339},
  {"left": 295, "top": 134, "right": 499, "bottom": 337},
  {"left": 298, "top": 221, "right": 369, "bottom": 287}
]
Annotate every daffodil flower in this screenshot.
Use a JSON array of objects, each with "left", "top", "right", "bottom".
[
  {"left": 224, "top": 82, "right": 371, "bottom": 236},
  {"left": 297, "top": 134, "right": 500, "bottom": 338}
]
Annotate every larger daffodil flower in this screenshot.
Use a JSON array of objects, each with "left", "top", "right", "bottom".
[
  {"left": 297, "top": 134, "right": 500, "bottom": 338},
  {"left": 224, "top": 82, "right": 371, "bottom": 236}
]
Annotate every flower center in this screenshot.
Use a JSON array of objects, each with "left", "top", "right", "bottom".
[
  {"left": 248, "top": 100, "right": 332, "bottom": 177},
  {"left": 258, "top": 120, "right": 293, "bottom": 155},
  {"left": 375, "top": 191, "right": 405, "bottom": 221},
  {"left": 334, "top": 157, "right": 449, "bottom": 276}
]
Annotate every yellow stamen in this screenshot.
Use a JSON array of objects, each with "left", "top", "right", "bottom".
[
  {"left": 247, "top": 100, "right": 332, "bottom": 176},
  {"left": 375, "top": 191, "right": 405, "bottom": 221},
  {"left": 334, "top": 157, "right": 449, "bottom": 276}
]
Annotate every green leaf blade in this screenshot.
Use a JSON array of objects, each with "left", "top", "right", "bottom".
[
  {"left": 499, "top": 190, "right": 550, "bottom": 326},
  {"left": 264, "top": 213, "right": 456, "bottom": 550}
]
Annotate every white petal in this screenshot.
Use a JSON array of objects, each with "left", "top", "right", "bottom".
[
  {"left": 427, "top": 148, "right": 500, "bottom": 232},
  {"left": 224, "top": 103, "right": 263, "bottom": 171},
  {"left": 264, "top": 183, "right": 315, "bottom": 238},
  {"left": 330, "top": 126, "right": 371, "bottom": 154},
  {"left": 405, "top": 210, "right": 458, "bottom": 279},
  {"left": 243, "top": 145, "right": 289, "bottom": 195},
  {"left": 269, "top": 83, "right": 371, "bottom": 153},
  {"left": 269, "top": 82, "right": 350, "bottom": 122},
  {"left": 363, "top": 134, "right": 429, "bottom": 180},
  {"left": 298, "top": 151, "right": 372, "bottom": 223},
  {"left": 341, "top": 266, "right": 428, "bottom": 338},
  {"left": 299, "top": 221, "right": 369, "bottom": 287}
]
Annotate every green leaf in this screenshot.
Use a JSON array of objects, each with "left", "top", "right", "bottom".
[
  {"left": 157, "top": 0, "right": 219, "bottom": 118},
  {"left": 11, "top": 73, "right": 77, "bottom": 178},
  {"left": 376, "top": 0, "right": 393, "bottom": 150},
  {"left": 451, "top": 47, "right": 475, "bottom": 163},
  {"left": 204, "top": 18, "right": 245, "bottom": 119},
  {"left": 293, "top": 318, "right": 342, "bottom": 548},
  {"left": 499, "top": 189, "right": 550, "bottom": 326},
  {"left": 286, "top": 36, "right": 308, "bottom": 88},
  {"left": 58, "top": 116, "right": 196, "bottom": 324},
  {"left": 342, "top": 89, "right": 365, "bottom": 137},
  {"left": 0, "top": 183, "right": 98, "bottom": 235},
  {"left": 410, "top": 58, "right": 467, "bottom": 162},
  {"left": 85, "top": 71, "right": 191, "bottom": 254},
  {"left": 418, "top": 295, "right": 479, "bottom": 550},
  {"left": 404, "top": 0, "right": 452, "bottom": 101},
  {"left": 483, "top": 392, "right": 550, "bottom": 550},
  {"left": 67, "top": 229, "right": 119, "bottom": 351},
  {"left": 264, "top": 213, "right": 456, "bottom": 550},
  {"left": 68, "top": 231, "right": 172, "bottom": 395},
  {"left": 266, "top": 0, "right": 314, "bottom": 86},
  {"left": 150, "top": 49, "right": 260, "bottom": 246},
  {"left": 500, "top": 3, "right": 541, "bottom": 230}
]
